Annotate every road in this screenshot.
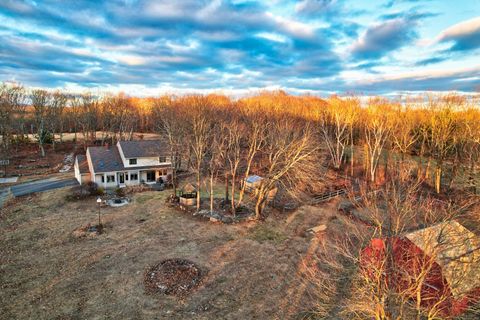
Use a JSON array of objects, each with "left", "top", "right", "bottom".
[{"left": 10, "top": 177, "right": 79, "bottom": 197}]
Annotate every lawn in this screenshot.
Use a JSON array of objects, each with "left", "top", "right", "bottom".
[{"left": 0, "top": 188, "right": 339, "bottom": 319}]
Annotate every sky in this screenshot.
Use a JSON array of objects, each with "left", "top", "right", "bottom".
[{"left": 0, "top": 0, "right": 480, "bottom": 97}]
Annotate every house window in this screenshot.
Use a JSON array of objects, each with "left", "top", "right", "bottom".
[
  {"left": 125, "top": 174, "right": 129, "bottom": 181},
  {"left": 129, "top": 158, "right": 137, "bottom": 165},
  {"left": 146, "top": 171, "right": 155, "bottom": 182},
  {"left": 130, "top": 173, "right": 138, "bottom": 180},
  {"left": 159, "top": 156, "right": 167, "bottom": 163},
  {"left": 106, "top": 175, "right": 115, "bottom": 183},
  {"left": 101, "top": 175, "right": 105, "bottom": 183}
]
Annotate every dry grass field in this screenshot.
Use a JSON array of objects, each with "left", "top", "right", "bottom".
[{"left": 0, "top": 188, "right": 341, "bottom": 320}]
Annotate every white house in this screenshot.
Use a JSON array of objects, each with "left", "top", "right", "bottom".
[{"left": 74, "top": 140, "right": 173, "bottom": 189}]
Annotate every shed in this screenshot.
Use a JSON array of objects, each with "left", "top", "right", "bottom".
[
  {"left": 244, "top": 175, "right": 263, "bottom": 192},
  {"left": 244, "top": 175, "right": 278, "bottom": 201},
  {"left": 361, "top": 221, "right": 480, "bottom": 317}
]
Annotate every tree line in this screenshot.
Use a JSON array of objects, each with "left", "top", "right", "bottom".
[{"left": 1, "top": 83, "right": 480, "bottom": 205}]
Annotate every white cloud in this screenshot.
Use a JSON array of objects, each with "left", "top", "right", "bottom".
[
  {"left": 435, "top": 16, "right": 480, "bottom": 42},
  {"left": 357, "top": 65, "right": 480, "bottom": 84},
  {"left": 115, "top": 55, "right": 147, "bottom": 66},
  {"left": 256, "top": 32, "right": 288, "bottom": 43},
  {"left": 295, "top": 0, "right": 337, "bottom": 15},
  {"left": 266, "top": 12, "right": 315, "bottom": 39},
  {"left": 144, "top": 2, "right": 191, "bottom": 18},
  {"left": 165, "top": 40, "right": 199, "bottom": 53}
]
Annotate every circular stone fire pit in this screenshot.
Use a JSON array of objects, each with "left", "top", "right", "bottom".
[
  {"left": 106, "top": 197, "right": 130, "bottom": 207},
  {"left": 144, "top": 259, "right": 204, "bottom": 297}
]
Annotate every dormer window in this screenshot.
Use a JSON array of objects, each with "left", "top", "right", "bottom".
[
  {"left": 159, "top": 156, "right": 167, "bottom": 163},
  {"left": 129, "top": 158, "right": 137, "bottom": 165}
]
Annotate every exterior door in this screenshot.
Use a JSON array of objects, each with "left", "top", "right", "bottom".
[
  {"left": 119, "top": 172, "right": 125, "bottom": 184},
  {"left": 146, "top": 171, "right": 155, "bottom": 182}
]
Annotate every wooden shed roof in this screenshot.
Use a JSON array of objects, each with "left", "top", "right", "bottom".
[{"left": 181, "top": 183, "right": 197, "bottom": 193}]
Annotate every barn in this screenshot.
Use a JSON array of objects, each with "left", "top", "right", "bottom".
[{"left": 361, "top": 221, "right": 480, "bottom": 317}]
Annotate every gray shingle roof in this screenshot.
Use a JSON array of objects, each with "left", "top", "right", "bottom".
[
  {"left": 87, "top": 143, "right": 172, "bottom": 174},
  {"left": 88, "top": 146, "right": 125, "bottom": 173},
  {"left": 118, "top": 140, "right": 169, "bottom": 158}
]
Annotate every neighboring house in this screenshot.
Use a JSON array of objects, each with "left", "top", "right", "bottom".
[{"left": 74, "top": 140, "right": 172, "bottom": 188}]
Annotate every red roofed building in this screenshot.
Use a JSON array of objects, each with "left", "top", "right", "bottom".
[{"left": 361, "top": 221, "right": 480, "bottom": 317}]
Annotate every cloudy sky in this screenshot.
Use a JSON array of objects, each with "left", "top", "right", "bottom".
[{"left": 1, "top": 0, "right": 479, "bottom": 96}]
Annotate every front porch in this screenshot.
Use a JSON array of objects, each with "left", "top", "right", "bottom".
[{"left": 95, "top": 168, "right": 171, "bottom": 189}]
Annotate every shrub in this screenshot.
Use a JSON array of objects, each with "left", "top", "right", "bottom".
[
  {"left": 114, "top": 187, "right": 125, "bottom": 197},
  {"left": 66, "top": 185, "right": 90, "bottom": 201},
  {"left": 85, "top": 182, "right": 98, "bottom": 195},
  {"left": 123, "top": 184, "right": 151, "bottom": 194},
  {"left": 96, "top": 187, "right": 105, "bottom": 196},
  {"left": 37, "top": 129, "right": 53, "bottom": 144},
  {"left": 65, "top": 182, "right": 103, "bottom": 201}
]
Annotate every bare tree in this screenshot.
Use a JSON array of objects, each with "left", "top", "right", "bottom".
[
  {"left": 363, "top": 101, "right": 391, "bottom": 183},
  {"left": 254, "top": 119, "right": 318, "bottom": 219},
  {"left": 464, "top": 109, "right": 480, "bottom": 194},
  {"left": 319, "top": 97, "right": 356, "bottom": 170},
  {"left": 391, "top": 104, "right": 419, "bottom": 163},
  {"left": 304, "top": 169, "right": 475, "bottom": 320},
  {"left": 47, "top": 91, "right": 67, "bottom": 150},
  {"left": 238, "top": 113, "right": 267, "bottom": 206},
  {"left": 206, "top": 125, "right": 224, "bottom": 213},
  {"left": 223, "top": 116, "right": 243, "bottom": 215},
  {"left": 189, "top": 99, "right": 211, "bottom": 212},
  {"left": 0, "top": 83, "right": 24, "bottom": 152},
  {"left": 153, "top": 97, "right": 186, "bottom": 197},
  {"left": 428, "top": 96, "right": 458, "bottom": 194},
  {"left": 31, "top": 89, "right": 50, "bottom": 157},
  {"left": 72, "top": 93, "right": 99, "bottom": 150}
]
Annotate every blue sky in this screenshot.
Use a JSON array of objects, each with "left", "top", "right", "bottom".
[{"left": 1, "top": 0, "right": 479, "bottom": 96}]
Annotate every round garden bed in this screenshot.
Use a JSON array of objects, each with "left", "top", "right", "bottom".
[{"left": 144, "top": 259, "right": 204, "bottom": 297}]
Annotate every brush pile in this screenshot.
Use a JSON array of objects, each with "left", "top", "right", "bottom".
[{"left": 144, "top": 259, "right": 204, "bottom": 297}]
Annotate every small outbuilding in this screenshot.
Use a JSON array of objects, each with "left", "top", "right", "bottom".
[
  {"left": 179, "top": 183, "right": 197, "bottom": 206},
  {"left": 361, "top": 221, "right": 480, "bottom": 317},
  {"left": 244, "top": 175, "right": 263, "bottom": 192},
  {"left": 244, "top": 175, "right": 277, "bottom": 200}
]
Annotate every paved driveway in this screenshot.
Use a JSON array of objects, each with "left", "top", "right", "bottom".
[{"left": 10, "top": 178, "right": 79, "bottom": 197}]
